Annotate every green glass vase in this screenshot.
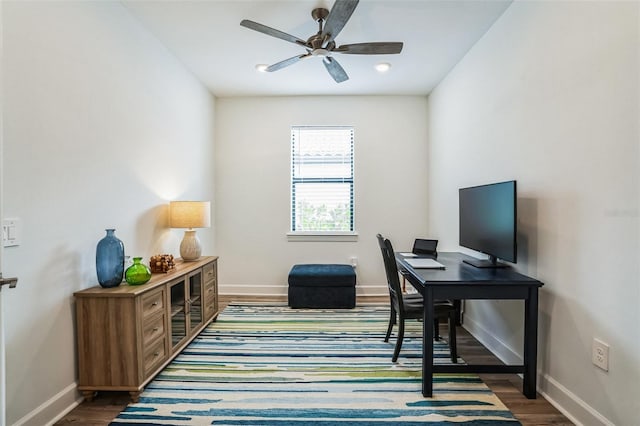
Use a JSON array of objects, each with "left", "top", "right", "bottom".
[{"left": 125, "top": 257, "right": 152, "bottom": 285}]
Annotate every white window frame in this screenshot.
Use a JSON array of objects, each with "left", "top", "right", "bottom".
[{"left": 287, "top": 125, "right": 357, "bottom": 242}]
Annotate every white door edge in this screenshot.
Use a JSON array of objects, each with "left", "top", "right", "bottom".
[{"left": 0, "top": 0, "right": 7, "bottom": 423}]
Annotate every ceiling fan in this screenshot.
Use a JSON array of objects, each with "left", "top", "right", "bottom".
[{"left": 240, "top": 0, "right": 403, "bottom": 83}]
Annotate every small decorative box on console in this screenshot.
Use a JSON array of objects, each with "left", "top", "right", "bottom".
[
  {"left": 149, "top": 254, "right": 175, "bottom": 273},
  {"left": 288, "top": 264, "right": 356, "bottom": 309}
]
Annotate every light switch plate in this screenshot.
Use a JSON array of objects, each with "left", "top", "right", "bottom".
[{"left": 3, "top": 218, "right": 21, "bottom": 247}]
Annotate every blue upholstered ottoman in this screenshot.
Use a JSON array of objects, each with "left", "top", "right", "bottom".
[{"left": 288, "top": 264, "right": 356, "bottom": 309}]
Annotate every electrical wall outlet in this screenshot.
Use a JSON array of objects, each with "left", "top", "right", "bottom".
[
  {"left": 592, "top": 338, "right": 609, "bottom": 371},
  {"left": 350, "top": 257, "right": 357, "bottom": 268}
]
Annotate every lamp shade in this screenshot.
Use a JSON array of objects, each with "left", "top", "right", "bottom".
[{"left": 169, "top": 201, "right": 211, "bottom": 229}]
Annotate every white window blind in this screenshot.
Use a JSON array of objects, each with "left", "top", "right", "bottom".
[{"left": 291, "top": 126, "right": 354, "bottom": 232}]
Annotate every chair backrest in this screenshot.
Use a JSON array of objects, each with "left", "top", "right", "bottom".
[
  {"left": 376, "top": 234, "right": 388, "bottom": 284},
  {"left": 412, "top": 238, "right": 438, "bottom": 256},
  {"left": 376, "top": 234, "right": 405, "bottom": 315}
]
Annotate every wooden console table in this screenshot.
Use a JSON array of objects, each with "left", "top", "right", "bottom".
[{"left": 74, "top": 256, "right": 219, "bottom": 402}]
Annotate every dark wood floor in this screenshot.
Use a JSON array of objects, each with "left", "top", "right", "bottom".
[{"left": 55, "top": 296, "right": 573, "bottom": 425}]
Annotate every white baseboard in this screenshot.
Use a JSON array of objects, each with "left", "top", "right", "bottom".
[
  {"left": 356, "top": 286, "right": 388, "bottom": 297},
  {"left": 463, "top": 316, "right": 614, "bottom": 426},
  {"left": 462, "top": 314, "right": 523, "bottom": 365},
  {"left": 538, "top": 373, "right": 614, "bottom": 426},
  {"left": 11, "top": 381, "right": 82, "bottom": 426},
  {"left": 219, "top": 284, "right": 387, "bottom": 297}
]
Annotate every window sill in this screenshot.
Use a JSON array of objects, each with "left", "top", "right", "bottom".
[{"left": 287, "top": 232, "right": 359, "bottom": 242}]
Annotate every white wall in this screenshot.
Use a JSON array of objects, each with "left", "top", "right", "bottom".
[
  {"left": 1, "top": 2, "right": 215, "bottom": 424},
  {"left": 0, "top": 1, "right": 6, "bottom": 423},
  {"left": 428, "top": 2, "right": 639, "bottom": 425},
  {"left": 215, "top": 96, "right": 429, "bottom": 296}
]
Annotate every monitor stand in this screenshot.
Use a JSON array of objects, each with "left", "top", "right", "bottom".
[{"left": 463, "top": 255, "right": 509, "bottom": 268}]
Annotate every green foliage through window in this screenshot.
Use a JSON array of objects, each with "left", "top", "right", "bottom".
[{"left": 296, "top": 201, "right": 351, "bottom": 231}]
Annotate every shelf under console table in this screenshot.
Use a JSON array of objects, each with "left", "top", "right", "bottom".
[{"left": 74, "top": 256, "right": 219, "bottom": 402}]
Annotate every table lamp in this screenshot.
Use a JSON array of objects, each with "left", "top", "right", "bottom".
[{"left": 169, "top": 201, "right": 211, "bottom": 261}]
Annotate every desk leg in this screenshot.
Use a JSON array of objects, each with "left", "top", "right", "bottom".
[
  {"left": 523, "top": 287, "right": 539, "bottom": 399},
  {"left": 422, "top": 288, "right": 434, "bottom": 397}
]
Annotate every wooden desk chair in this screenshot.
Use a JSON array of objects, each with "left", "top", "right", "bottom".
[{"left": 376, "top": 234, "right": 457, "bottom": 363}]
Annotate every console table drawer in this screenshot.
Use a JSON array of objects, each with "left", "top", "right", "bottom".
[
  {"left": 204, "top": 263, "right": 216, "bottom": 283},
  {"left": 204, "top": 261, "right": 217, "bottom": 321},
  {"left": 204, "top": 293, "right": 217, "bottom": 320},
  {"left": 141, "top": 288, "right": 165, "bottom": 319},
  {"left": 142, "top": 313, "right": 165, "bottom": 347},
  {"left": 204, "top": 280, "right": 216, "bottom": 298},
  {"left": 143, "top": 337, "right": 167, "bottom": 376}
]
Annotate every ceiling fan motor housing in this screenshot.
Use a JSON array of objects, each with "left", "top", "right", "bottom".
[
  {"left": 308, "top": 34, "right": 325, "bottom": 49},
  {"left": 311, "top": 8, "right": 329, "bottom": 22},
  {"left": 309, "top": 8, "right": 330, "bottom": 49}
]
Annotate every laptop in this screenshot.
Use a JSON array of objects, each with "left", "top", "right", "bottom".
[{"left": 405, "top": 258, "right": 445, "bottom": 269}]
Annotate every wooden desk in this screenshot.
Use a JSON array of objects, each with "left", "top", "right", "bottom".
[{"left": 396, "top": 252, "right": 543, "bottom": 399}]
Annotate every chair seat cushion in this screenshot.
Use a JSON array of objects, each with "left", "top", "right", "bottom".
[{"left": 402, "top": 294, "right": 455, "bottom": 316}]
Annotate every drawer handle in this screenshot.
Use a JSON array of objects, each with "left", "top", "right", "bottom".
[
  {"left": 153, "top": 327, "right": 159, "bottom": 332},
  {"left": 153, "top": 352, "right": 160, "bottom": 357},
  {"left": 151, "top": 301, "right": 159, "bottom": 307}
]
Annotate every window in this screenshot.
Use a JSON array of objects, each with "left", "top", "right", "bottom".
[{"left": 290, "top": 126, "right": 354, "bottom": 235}]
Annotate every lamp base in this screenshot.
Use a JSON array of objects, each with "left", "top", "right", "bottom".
[{"left": 180, "top": 230, "right": 202, "bottom": 261}]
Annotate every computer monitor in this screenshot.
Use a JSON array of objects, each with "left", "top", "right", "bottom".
[{"left": 459, "top": 180, "right": 517, "bottom": 268}]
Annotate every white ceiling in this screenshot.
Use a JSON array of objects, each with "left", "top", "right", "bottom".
[{"left": 122, "top": 0, "right": 512, "bottom": 97}]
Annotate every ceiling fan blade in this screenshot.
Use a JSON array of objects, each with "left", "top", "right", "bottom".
[
  {"left": 240, "top": 19, "right": 307, "bottom": 47},
  {"left": 323, "top": 57, "right": 349, "bottom": 83},
  {"left": 321, "top": 0, "right": 359, "bottom": 44},
  {"left": 335, "top": 42, "right": 404, "bottom": 55},
  {"left": 266, "top": 53, "right": 311, "bottom": 72}
]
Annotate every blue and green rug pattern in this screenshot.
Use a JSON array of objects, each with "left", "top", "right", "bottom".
[{"left": 110, "top": 304, "right": 521, "bottom": 425}]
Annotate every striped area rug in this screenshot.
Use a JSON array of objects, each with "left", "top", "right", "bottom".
[{"left": 110, "top": 304, "right": 521, "bottom": 425}]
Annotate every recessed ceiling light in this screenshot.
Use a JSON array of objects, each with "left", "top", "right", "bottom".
[
  {"left": 255, "top": 64, "right": 268, "bottom": 72},
  {"left": 375, "top": 62, "right": 391, "bottom": 73}
]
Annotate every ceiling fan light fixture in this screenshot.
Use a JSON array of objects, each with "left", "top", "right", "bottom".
[
  {"left": 255, "top": 64, "right": 269, "bottom": 72},
  {"left": 311, "top": 48, "right": 331, "bottom": 57},
  {"left": 375, "top": 62, "right": 392, "bottom": 73}
]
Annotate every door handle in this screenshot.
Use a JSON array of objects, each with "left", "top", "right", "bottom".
[{"left": 0, "top": 273, "right": 18, "bottom": 291}]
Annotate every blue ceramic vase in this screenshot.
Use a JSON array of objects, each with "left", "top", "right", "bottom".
[{"left": 96, "top": 229, "right": 125, "bottom": 288}]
